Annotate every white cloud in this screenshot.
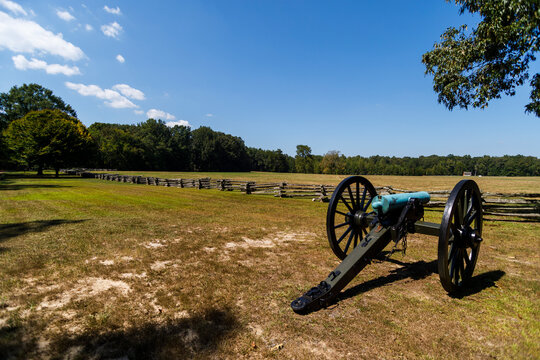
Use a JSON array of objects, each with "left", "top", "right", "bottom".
[
  {"left": 134, "top": 110, "right": 144, "bottom": 115},
  {"left": 0, "top": 0, "right": 26, "bottom": 16},
  {"left": 56, "top": 9, "right": 75, "bottom": 21},
  {"left": 147, "top": 108, "right": 176, "bottom": 120},
  {"left": 101, "top": 21, "right": 122, "bottom": 38},
  {"left": 104, "top": 5, "right": 121, "bottom": 15},
  {"left": 85, "top": 24, "right": 93, "bottom": 31},
  {"left": 65, "top": 82, "right": 137, "bottom": 109},
  {"left": 112, "top": 84, "right": 145, "bottom": 100},
  {"left": 115, "top": 54, "right": 125, "bottom": 63},
  {"left": 166, "top": 120, "right": 190, "bottom": 128},
  {"left": 13, "top": 54, "right": 81, "bottom": 75},
  {"left": 205, "top": 113, "right": 213, "bottom": 117},
  {"left": 0, "top": 11, "right": 84, "bottom": 61}
]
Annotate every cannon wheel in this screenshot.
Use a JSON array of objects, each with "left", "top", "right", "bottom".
[
  {"left": 327, "top": 176, "right": 377, "bottom": 260},
  {"left": 438, "top": 180, "right": 483, "bottom": 293}
]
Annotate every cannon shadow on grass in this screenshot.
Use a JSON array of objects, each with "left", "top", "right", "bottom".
[
  {"left": 450, "top": 270, "right": 506, "bottom": 299},
  {"left": 335, "top": 256, "right": 438, "bottom": 305},
  {"left": 0, "top": 219, "right": 87, "bottom": 243},
  {"left": 332, "top": 253, "right": 505, "bottom": 306},
  {"left": 43, "top": 307, "right": 241, "bottom": 360}
]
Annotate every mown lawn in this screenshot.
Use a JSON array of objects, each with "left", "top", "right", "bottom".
[{"left": 0, "top": 174, "right": 538, "bottom": 359}]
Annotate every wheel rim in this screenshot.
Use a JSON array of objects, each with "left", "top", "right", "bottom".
[
  {"left": 438, "top": 180, "right": 483, "bottom": 293},
  {"left": 327, "top": 176, "right": 377, "bottom": 260}
]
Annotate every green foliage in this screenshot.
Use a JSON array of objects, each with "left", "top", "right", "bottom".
[
  {"left": 320, "top": 150, "right": 346, "bottom": 174},
  {"left": 4, "top": 109, "right": 93, "bottom": 175},
  {"left": 295, "top": 145, "right": 314, "bottom": 173},
  {"left": 343, "top": 154, "right": 540, "bottom": 176},
  {"left": 422, "top": 0, "right": 539, "bottom": 115},
  {"left": 88, "top": 119, "right": 191, "bottom": 171},
  {"left": 248, "top": 147, "right": 292, "bottom": 173},
  {"left": 191, "top": 126, "right": 250, "bottom": 171},
  {"left": 0, "top": 83, "right": 78, "bottom": 168},
  {"left": 0, "top": 83, "right": 77, "bottom": 130}
]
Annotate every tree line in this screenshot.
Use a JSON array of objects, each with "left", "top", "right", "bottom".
[{"left": 1, "top": 84, "right": 539, "bottom": 176}]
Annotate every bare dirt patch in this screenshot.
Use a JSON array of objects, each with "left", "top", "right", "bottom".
[
  {"left": 224, "top": 231, "right": 315, "bottom": 250},
  {"left": 37, "top": 278, "right": 131, "bottom": 310},
  {"left": 150, "top": 260, "right": 173, "bottom": 271},
  {"left": 144, "top": 241, "right": 165, "bottom": 249}
]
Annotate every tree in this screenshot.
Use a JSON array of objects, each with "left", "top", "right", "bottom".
[
  {"left": 4, "top": 110, "right": 93, "bottom": 176},
  {"left": 422, "top": 1, "right": 539, "bottom": 116},
  {"left": 320, "top": 150, "right": 345, "bottom": 174},
  {"left": 295, "top": 145, "right": 314, "bottom": 173},
  {"left": 0, "top": 83, "right": 77, "bottom": 130},
  {"left": 191, "top": 126, "right": 250, "bottom": 171},
  {"left": 88, "top": 123, "right": 145, "bottom": 170}
]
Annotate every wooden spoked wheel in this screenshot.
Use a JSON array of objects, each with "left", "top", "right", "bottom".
[
  {"left": 438, "top": 180, "right": 483, "bottom": 293},
  {"left": 327, "top": 176, "right": 377, "bottom": 260}
]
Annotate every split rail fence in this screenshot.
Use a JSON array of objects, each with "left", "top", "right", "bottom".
[{"left": 78, "top": 172, "right": 540, "bottom": 222}]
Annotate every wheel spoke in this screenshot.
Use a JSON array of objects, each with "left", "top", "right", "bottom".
[
  {"left": 448, "top": 242, "right": 457, "bottom": 262},
  {"left": 458, "top": 251, "right": 465, "bottom": 282},
  {"left": 360, "top": 187, "right": 367, "bottom": 210},
  {"left": 356, "top": 184, "right": 360, "bottom": 211},
  {"left": 334, "top": 221, "right": 349, "bottom": 229},
  {"left": 362, "top": 227, "right": 367, "bottom": 236},
  {"left": 363, "top": 196, "right": 373, "bottom": 211},
  {"left": 336, "top": 226, "right": 352, "bottom": 244},
  {"left": 347, "top": 186, "right": 356, "bottom": 209},
  {"left": 453, "top": 249, "right": 461, "bottom": 284},
  {"left": 449, "top": 251, "right": 456, "bottom": 280},
  {"left": 353, "top": 232, "right": 358, "bottom": 248},
  {"left": 449, "top": 222, "right": 457, "bottom": 237},
  {"left": 462, "top": 190, "right": 469, "bottom": 223},
  {"left": 335, "top": 210, "right": 350, "bottom": 217},
  {"left": 465, "top": 209, "right": 478, "bottom": 227},
  {"left": 455, "top": 199, "right": 463, "bottom": 227},
  {"left": 463, "top": 248, "right": 472, "bottom": 267},
  {"left": 343, "top": 230, "right": 355, "bottom": 253},
  {"left": 340, "top": 195, "right": 354, "bottom": 213}
]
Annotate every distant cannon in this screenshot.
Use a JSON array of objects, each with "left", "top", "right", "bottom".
[{"left": 291, "top": 176, "right": 483, "bottom": 314}]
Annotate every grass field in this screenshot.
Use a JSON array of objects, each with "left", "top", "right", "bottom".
[{"left": 1, "top": 173, "right": 539, "bottom": 359}]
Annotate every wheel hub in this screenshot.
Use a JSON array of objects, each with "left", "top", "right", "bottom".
[
  {"left": 456, "top": 226, "right": 483, "bottom": 248},
  {"left": 351, "top": 210, "right": 368, "bottom": 229}
]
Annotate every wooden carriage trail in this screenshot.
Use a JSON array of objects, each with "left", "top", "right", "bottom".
[{"left": 75, "top": 171, "right": 540, "bottom": 222}]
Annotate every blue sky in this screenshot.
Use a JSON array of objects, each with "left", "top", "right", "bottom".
[{"left": 1, "top": 0, "right": 539, "bottom": 157}]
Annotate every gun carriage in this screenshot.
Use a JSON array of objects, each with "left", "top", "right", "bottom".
[{"left": 291, "top": 176, "right": 483, "bottom": 314}]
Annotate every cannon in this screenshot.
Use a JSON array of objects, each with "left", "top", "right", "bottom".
[{"left": 291, "top": 176, "right": 483, "bottom": 314}]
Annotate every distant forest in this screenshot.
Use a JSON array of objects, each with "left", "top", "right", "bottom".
[{"left": 88, "top": 119, "right": 540, "bottom": 176}]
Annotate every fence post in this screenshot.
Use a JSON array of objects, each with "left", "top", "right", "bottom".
[
  {"left": 278, "top": 182, "right": 286, "bottom": 197},
  {"left": 320, "top": 185, "right": 329, "bottom": 202}
]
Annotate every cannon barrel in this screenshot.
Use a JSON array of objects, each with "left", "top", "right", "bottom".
[{"left": 371, "top": 191, "right": 430, "bottom": 215}]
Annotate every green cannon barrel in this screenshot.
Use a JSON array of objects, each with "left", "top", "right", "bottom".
[{"left": 372, "top": 191, "right": 430, "bottom": 215}]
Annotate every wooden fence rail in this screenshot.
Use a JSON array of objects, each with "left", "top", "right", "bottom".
[{"left": 75, "top": 172, "right": 539, "bottom": 222}]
